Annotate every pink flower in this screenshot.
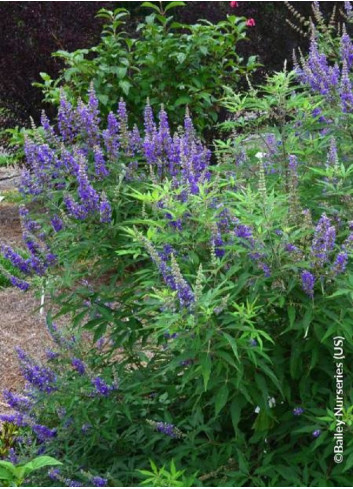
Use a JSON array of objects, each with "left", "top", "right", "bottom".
[
  {"left": 246, "top": 18, "right": 256, "bottom": 26},
  {"left": 230, "top": 1, "right": 239, "bottom": 7}
]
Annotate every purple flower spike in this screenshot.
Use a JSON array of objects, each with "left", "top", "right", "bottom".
[
  {"left": 51, "top": 215, "right": 63, "bottom": 232},
  {"left": 9, "top": 276, "right": 30, "bottom": 291},
  {"left": 311, "top": 214, "right": 336, "bottom": 267},
  {"left": 99, "top": 194, "right": 112, "bottom": 224},
  {"left": 332, "top": 252, "right": 348, "bottom": 276},
  {"left": 301, "top": 270, "right": 315, "bottom": 298},
  {"left": 91, "top": 476, "right": 108, "bottom": 487},
  {"left": 155, "top": 422, "right": 180, "bottom": 438},
  {"left": 91, "top": 376, "right": 117, "bottom": 396},
  {"left": 340, "top": 60, "right": 353, "bottom": 113},
  {"left": 72, "top": 357, "right": 86, "bottom": 375}
]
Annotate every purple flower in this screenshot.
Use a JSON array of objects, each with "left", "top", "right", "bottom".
[
  {"left": 258, "top": 262, "right": 271, "bottom": 277},
  {"left": 296, "top": 36, "right": 339, "bottom": 96},
  {"left": 48, "top": 468, "right": 61, "bottom": 481},
  {"left": 99, "top": 194, "right": 112, "bottom": 224},
  {"left": 72, "top": 358, "right": 86, "bottom": 375},
  {"left": 293, "top": 407, "right": 305, "bottom": 416},
  {"left": 129, "top": 125, "right": 142, "bottom": 156},
  {"left": 76, "top": 87, "right": 101, "bottom": 147},
  {"left": 301, "top": 270, "right": 315, "bottom": 298},
  {"left": 103, "top": 112, "right": 119, "bottom": 161},
  {"left": 341, "top": 31, "right": 353, "bottom": 69},
  {"left": 332, "top": 252, "right": 348, "bottom": 275},
  {"left": 16, "top": 348, "right": 57, "bottom": 393},
  {"left": 312, "top": 429, "right": 321, "bottom": 438},
  {"left": 77, "top": 160, "right": 100, "bottom": 213},
  {"left": 51, "top": 215, "right": 63, "bottom": 232},
  {"left": 345, "top": 1, "right": 353, "bottom": 17},
  {"left": 235, "top": 224, "right": 254, "bottom": 241},
  {"left": 212, "top": 231, "right": 225, "bottom": 258},
  {"left": 32, "top": 424, "right": 57, "bottom": 442},
  {"left": 65, "top": 478, "right": 84, "bottom": 487},
  {"left": 1, "top": 245, "right": 31, "bottom": 274},
  {"left": 249, "top": 339, "right": 258, "bottom": 347},
  {"left": 64, "top": 194, "right": 88, "bottom": 220},
  {"left": 7, "top": 448, "right": 18, "bottom": 464},
  {"left": 9, "top": 276, "right": 30, "bottom": 291},
  {"left": 91, "top": 377, "right": 117, "bottom": 396},
  {"left": 340, "top": 60, "right": 353, "bottom": 113},
  {"left": 91, "top": 476, "right": 108, "bottom": 487},
  {"left": 144, "top": 101, "right": 157, "bottom": 137},
  {"left": 155, "top": 422, "right": 180, "bottom": 438},
  {"left": 93, "top": 146, "right": 109, "bottom": 179},
  {"left": 311, "top": 214, "right": 336, "bottom": 266},
  {"left": 58, "top": 92, "right": 76, "bottom": 142},
  {"left": 288, "top": 154, "right": 298, "bottom": 172},
  {"left": 3, "top": 389, "right": 33, "bottom": 412},
  {"left": 46, "top": 349, "right": 60, "bottom": 361},
  {"left": 0, "top": 412, "right": 27, "bottom": 427},
  {"left": 285, "top": 243, "right": 298, "bottom": 253}
]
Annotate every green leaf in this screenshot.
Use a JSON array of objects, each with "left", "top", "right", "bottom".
[
  {"left": 288, "top": 305, "right": 296, "bottom": 327},
  {"left": 97, "top": 93, "right": 109, "bottom": 106},
  {"left": 230, "top": 399, "right": 243, "bottom": 435},
  {"left": 0, "top": 461, "right": 17, "bottom": 477},
  {"left": 0, "top": 466, "right": 13, "bottom": 481},
  {"left": 343, "top": 452, "right": 353, "bottom": 472},
  {"left": 165, "top": 1, "right": 186, "bottom": 12},
  {"left": 112, "top": 66, "right": 128, "bottom": 79},
  {"left": 141, "top": 2, "right": 161, "bottom": 13},
  {"left": 200, "top": 353, "right": 212, "bottom": 391},
  {"left": 174, "top": 95, "right": 192, "bottom": 106},
  {"left": 215, "top": 384, "right": 229, "bottom": 416},
  {"left": 223, "top": 332, "right": 239, "bottom": 361},
  {"left": 119, "top": 80, "right": 131, "bottom": 95},
  {"left": 24, "top": 456, "right": 63, "bottom": 474},
  {"left": 175, "top": 52, "right": 186, "bottom": 64}
]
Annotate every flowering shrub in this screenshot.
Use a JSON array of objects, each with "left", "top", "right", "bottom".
[
  {"left": 34, "top": 1, "right": 257, "bottom": 136},
  {"left": 3, "top": 4, "right": 353, "bottom": 485}
]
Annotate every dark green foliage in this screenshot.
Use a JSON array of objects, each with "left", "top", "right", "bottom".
[{"left": 34, "top": 2, "right": 257, "bottom": 137}]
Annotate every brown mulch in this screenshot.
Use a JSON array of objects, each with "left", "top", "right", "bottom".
[
  {"left": 0, "top": 288, "right": 53, "bottom": 412},
  {"left": 0, "top": 192, "right": 54, "bottom": 415},
  {"left": 0, "top": 202, "right": 23, "bottom": 247}
]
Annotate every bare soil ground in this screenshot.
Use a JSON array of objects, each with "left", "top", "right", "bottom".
[{"left": 0, "top": 170, "right": 53, "bottom": 414}]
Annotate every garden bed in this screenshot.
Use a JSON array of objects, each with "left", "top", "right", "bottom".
[{"left": 0, "top": 196, "right": 53, "bottom": 414}]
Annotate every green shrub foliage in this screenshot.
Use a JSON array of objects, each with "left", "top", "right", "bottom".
[
  {"left": 34, "top": 2, "right": 257, "bottom": 136},
  {"left": 2, "top": 3, "right": 353, "bottom": 487}
]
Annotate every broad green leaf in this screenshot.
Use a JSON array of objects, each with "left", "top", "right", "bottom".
[
  {"left": 24, "top": 456, "right": 63, "bottom": 474},
  {"left": 165, "top": 1, "right": 186, "bottom": 12}
]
